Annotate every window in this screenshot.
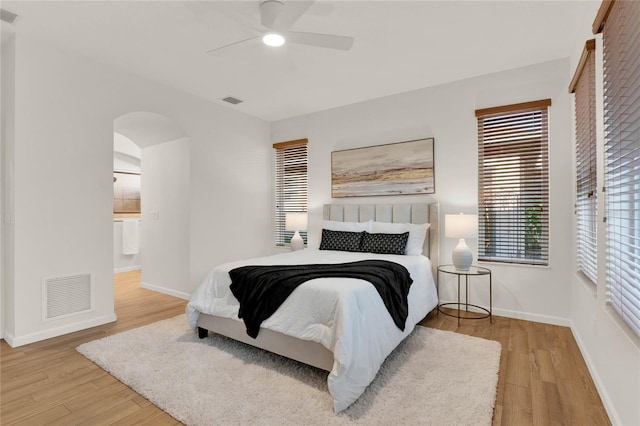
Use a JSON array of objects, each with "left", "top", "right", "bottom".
[
  {"left": 113, "top": 171, "right": 141, "bottom": 216},
  {"left": 570, "top": 39, "right": 597, "bottom": 284},
  {"left": 596, "top": 0, "right": 640, "bottom": 336},
  {"left": 476, "top": 99, "right": 551, "bottom": 265},
  {"left": 274, "top": 139, "right": 308, "bottom": 247}
]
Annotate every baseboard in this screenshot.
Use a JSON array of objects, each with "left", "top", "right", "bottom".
[
  {"left": 140, "top": 281, "right": 190, "bottom": 300},
  {"left": 491, "top": 307, "right": 571, "bottom": 327},
  {"left": 437, "top": 300, "right": 571, "bottom": 327},
  {"left": 2, "top": 333, "right": 15, "bottom": 346},
  {"left": 4, "top": 313, "right": 117, "bottom": 348},
  {"left": 570, "top": 322, "right": 622, "bottom": 426},
  {"left": 114, "top": 265, "right": 141, "bottom": 273}
]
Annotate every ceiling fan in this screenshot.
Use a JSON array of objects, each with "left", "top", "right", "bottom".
[{"left": 207, "top": 0, "right": 354, "bottom": 55}]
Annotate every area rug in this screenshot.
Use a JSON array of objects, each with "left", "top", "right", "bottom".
[{"left": 77, "top": 316, "right": 501, "bottom": 425}]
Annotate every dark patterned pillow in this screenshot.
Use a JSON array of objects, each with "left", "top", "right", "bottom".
[
  {"left": 360, "top": 231, "right": 409, "bottom": 255},
  {"left": 319, "top": 229, "right": 363, "bottom": 252}
]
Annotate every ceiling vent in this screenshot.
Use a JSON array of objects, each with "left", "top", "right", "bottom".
[
  {"left": 221, "top": 96, "right": 243, "bottom": 105},
  {"left": 0, "top": 9, "right": 18, "bottom": 24}
]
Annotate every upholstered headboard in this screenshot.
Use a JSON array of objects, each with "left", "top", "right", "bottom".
[{"left": 322, "top": 203, "right": 440, "bottom": 275}]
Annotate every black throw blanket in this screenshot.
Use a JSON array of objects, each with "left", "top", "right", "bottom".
[{"left": 228, "top": 260, "right": 413, "bottom": 338}]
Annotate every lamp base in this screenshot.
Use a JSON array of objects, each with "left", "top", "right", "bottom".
[
  {"left": 290, "top": 231, "right": 304, "bottom": 251},
  {"left": 452, "top": 238, "right": 473, "bottom": 271}
]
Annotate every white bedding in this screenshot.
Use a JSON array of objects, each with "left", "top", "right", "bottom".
[{"left": 186, "top": 249, "right": 438, "bottom": 412}]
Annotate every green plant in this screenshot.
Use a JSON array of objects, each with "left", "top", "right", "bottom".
[{"left": 525, "top": 204, "right": 542, "bottom": 258}]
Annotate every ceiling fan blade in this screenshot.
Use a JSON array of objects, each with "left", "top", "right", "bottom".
[
  {"left": 272, "top": 1, "right": 315, "bottom": 31},
  {"left": 287, "top": 31, "right": 354, "bottom": 51},
  {"left": 206, "top": 36, "right": 261, "bottom": 55},
  {"left": 260, "top": 0, "right": 284, "bottom": 29}
]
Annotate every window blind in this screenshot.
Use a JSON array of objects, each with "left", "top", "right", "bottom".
[
  {"left": 598, "top": 0, "right": 640, "bottom": 337},
  {"left": 476, "top": 99, "right": 551, "bottom": 265},
  {"left": 274, "top": 139, "right": 308, "bottom": 247},
  {"left": 570, "top": 39, "right": 598, "bottom": 284}
]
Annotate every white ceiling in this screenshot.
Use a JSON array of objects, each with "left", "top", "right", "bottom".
[
  {"left": 114, "top": 112, "right": 189, "bottom": 148},
  {"left": 2, "top": 1, "right": 599, "bottom": 122}
]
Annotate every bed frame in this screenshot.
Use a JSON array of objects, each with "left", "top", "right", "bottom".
[{"left": 197, "top": 202, "right": 440, "bottom": 372}]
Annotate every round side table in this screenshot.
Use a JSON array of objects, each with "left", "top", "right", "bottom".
[{"left": 437, "top": 264, "right": 492, "bottom": 326}]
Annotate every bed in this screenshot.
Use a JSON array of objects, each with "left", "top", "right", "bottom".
[{"left": 186, "top": 202, "right": 440, "bottom": 412}]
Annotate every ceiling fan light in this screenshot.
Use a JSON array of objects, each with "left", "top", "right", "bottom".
[{"left": 263, "top": 33, "right": 285, "bottom": 47}]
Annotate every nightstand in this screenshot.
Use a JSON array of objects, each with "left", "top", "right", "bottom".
[{"left": 437, "top": 264, "right": 492, "bottom": 326}]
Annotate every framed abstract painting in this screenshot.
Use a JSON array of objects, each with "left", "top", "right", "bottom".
[{"left": 331, "top": 138, "right": 435, "bottom": 197}]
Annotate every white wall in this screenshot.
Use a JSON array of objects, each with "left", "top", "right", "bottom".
[
  {"left": 141, "top": 137, "right": 190, "bottom": 299},
  {"left": 188, "top": 111, "right": 273, "bottom": 287},
  {"left": 1, "top": 34, "right": 16, "bottom": 341},
  {"left": 1, "top": 34, "right": 272, "bottom": 346},
  {"left": 272, "top": 58, "right": 574, "bottom": 325}
]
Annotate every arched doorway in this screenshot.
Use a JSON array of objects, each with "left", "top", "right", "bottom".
[{"left": 113, "top": 112, "right": 191, "bottom": 298}]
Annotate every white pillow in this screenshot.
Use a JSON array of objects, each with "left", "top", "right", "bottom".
[
  {"left": 322, "top": 219, "right": 372, "bottom": 232},
  {"left": 370, "top": 221, "right": 430, "bottom": 255}
]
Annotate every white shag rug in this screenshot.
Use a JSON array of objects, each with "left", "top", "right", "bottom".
[{"left": 77, "top": 316, "right": 501, "bottom": 425}]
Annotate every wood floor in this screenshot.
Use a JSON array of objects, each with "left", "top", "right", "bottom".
[
  {"left": 1, "top": 270, "right": 610, "bottom": 425},
  {"left": 419, "top": 311, "right": 610, "bottom": 426}
]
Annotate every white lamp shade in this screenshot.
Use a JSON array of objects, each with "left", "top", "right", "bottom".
[
  {"left": 285, "top": 213, "right": 308, "bottom": 231},
  {"left": 445, "top": 213, "right": 478, "bottom": 239}
]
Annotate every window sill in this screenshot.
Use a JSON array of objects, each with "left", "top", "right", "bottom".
[{"left": 478, "top": 260, "right": 550, "bottom": 270}]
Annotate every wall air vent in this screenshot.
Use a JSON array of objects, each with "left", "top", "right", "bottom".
[
  {"left": 43, "top": 273, "right": 93, "bottom": 320},
  {"left": 0, "top": 9, "right": 18, "bottom": 24},
  {"left": 221, "top": 96, "right": 243, "bottom": 105}
]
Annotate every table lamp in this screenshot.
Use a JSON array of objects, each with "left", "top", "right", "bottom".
[
  {"left": 285, "top": 212, "right": 307, "bottom": 251},
  {"left": 445, "top": 213, "right": 478, "bottom": 271}
]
